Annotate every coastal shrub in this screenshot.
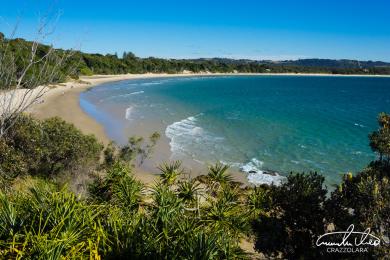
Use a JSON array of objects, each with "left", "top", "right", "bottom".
[
  {"left": 204, "top": 185, "right": 251, "bottom": 239},
  {"left": 326, "top": 116, "right": 390, "bottom": 258},
  {"left": 158, "top": 160, "right": 184, "bottom": 185},
  {"left": 326, "top": 166, "right": 390, "bottom": 258},
  {"left": 79, "top": 65, "right": 94, "bottom": 76},
  {"left": 253, "top": 172, "right": 327, "bottom": 258},
  {"left": 369, "top": 112, "right": 390, "bottom": 161},
  {"left": 88, "top": 161, "right": 251, "bottom": 259},
  {"left": 120, "top": 132, "right": 161, "bottom": 166},
  {"left": 0, "top": 36, "right": 75, "bottom": 90},
  {"left": 177, "top": 178, "right": 202, "bottom": 206},
  {"left": 0, "top": 107, "right": 389, "bottom": 259},
  {"left": 88, "top": 161, "right": 142, "bottom": 205},
  {"left": 1, "top": 115, "right": 103, "bottom": 177},
  {"left": 102, "top": 132, "right": 160, "bottom": 169},
  {"left": 247, "top": 185, "right": 273, "bottom": 218},
  {"left": 0, "top": 167, "right": 250, "bottom": 259},
  {"left": 0, "top": 140, "right": 27, "bottom": 186},
  {"left": 0, "top": 179, "right": 103, "bottom": 259},
  {"left": 38, "top": 117, "right": 103, "bottom": 175}
]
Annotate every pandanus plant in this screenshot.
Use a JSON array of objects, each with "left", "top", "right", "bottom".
[
  {"left": 206, "top": 162, "right": 233, "bottom": 194},
  {"left": 158, "top": 161, "right": 184, "bottom": 186},
  {"left": 204, "top": 185, "right": 251, "bottom": 239},
  {"left": 0, "top": 180, "right": 103, "bottom": 259}
]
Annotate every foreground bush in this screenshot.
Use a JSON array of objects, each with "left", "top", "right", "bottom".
[
  {"left": 0, "top": 162, "right": 251, "bottom": 259},
  {"left": 0, "top": 179, "right": 101, "bottom": 259},
  {"left": 0, "top": 115, "right": 103, "bottom": 178},
  {"left": 0, "top": 113, "right": 389, "bottom": 258},
  {"left": 252, "top": 172, "right": 327, "bottom": 258}
]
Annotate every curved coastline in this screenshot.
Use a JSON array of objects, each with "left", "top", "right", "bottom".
[
  {"left": 30, "top": 72, "right": 389, "bottom": 185},
  {"left": 30, "top": 73, "right": 268, "bottom": 185}
]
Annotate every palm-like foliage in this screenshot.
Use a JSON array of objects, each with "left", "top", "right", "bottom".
[
  {"left": 206, "top": 162, "right": 233, "bottom": 194},
  {"left": 204, "top": 186, "right": 251, "bottom": 239},
  {"left": 112, "top": 177, "right": 143, "bottom": 211},
  {"left": 0, "top": 179, "right": 102, "bottom": 259},
  {"left": 0, "top": 192, "right": 22, "bottom": 239},
  {"left": 0, "top": 175, "right": 253, "bottom": 259},
  {"left": 1, "top": 113, "right": 389, "bottom": 259},
  {"left": 181, "top": 230, "right": 220, "bottom": 260},
  {"left": 177, "top": 179, "right": 202, "bottom": 204},
  {"left": 150, "top": 182, "right": 184, "bottom": 225},
  {"left": 247, "top": 186, "right": 272, "bottom": 218},
  {"left": 207, "top": 162, "right": 232, "bottom": 184},
  {"left": 158, "top": 161, "right": 184, "bottom": 186}
]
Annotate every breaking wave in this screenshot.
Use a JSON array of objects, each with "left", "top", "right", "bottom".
[
  {"left": 165, "top": 116, "right": 286, "bottom": 186},
  {"left": 139, "top": 82, "right": 161, "bottom": 86},
  {"left": 165, "top": 114, "right": 285, "bottom": 185},
  {"left": 165, "top": 115, "right": 205, "bottom": 156},
  {"left": 165, "top": 115, "right": 225, "bottom": 159},
  {"left": 354, "top": 122, "right": 365, "bottom": 128},
  {"left": 240, "top": 158, "right": 286, "bottom": 186},
  {"left": 101, "top": 91, "right": 145, "bottom": 102},
  {"left": 223, "top": 158, "right": 286, "bottom": 186},
  {"left": 125, "top": 106, "right": 134, "bottom": 121}
]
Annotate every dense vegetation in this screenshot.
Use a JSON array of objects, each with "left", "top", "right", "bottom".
[
  {"left": 0, "top": 32, "right": 389, "bottom": 258},
  {"left": 1, "top": 32, "right": 390, "bottom": 89},
  {"left": 0, "top": 33, "right": 76, "bottom": 89},
  {"left": 0, "top": 113, "right": 389, "bottom": 259}
]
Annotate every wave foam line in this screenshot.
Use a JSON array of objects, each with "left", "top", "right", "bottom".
[
  {"left": 240, "top": 158, "right": 286, "bottom": 186},
  {"left": 102, "top": 91, "right": 145, "bottom": 102},
  {"left": 125, "top": 106, "right": 134, "bottom": 121},
  {"left": 165, "top": 115, "right": 204, "bottom": 155}
]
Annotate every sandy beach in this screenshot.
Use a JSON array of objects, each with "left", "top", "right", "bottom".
[
  {"left": 28, "top": 73, "right": 261, "bottom": 184},
  {"left": 30, "top": 74, "right": 182, "bottom": 184},
  {"left": 27, "top": 72, "right": 390, "bottom": 185}
]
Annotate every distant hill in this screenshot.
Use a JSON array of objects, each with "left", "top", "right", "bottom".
[
  {"left": 190, "top": 58, "right": 390, "bottom": 69},
  {"left": 265, "top": 59, "right": 390, "bottom": 69},
  {"left": 2, "top": 32, "right": 390, "bottom": 82}
]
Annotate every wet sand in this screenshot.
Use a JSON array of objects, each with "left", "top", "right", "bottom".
[{"left": 30, "top": 73, "right": 251, "bottom": 185}]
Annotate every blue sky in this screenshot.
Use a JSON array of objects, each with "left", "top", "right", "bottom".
[{"left": 1, "top": 0, "right": 390, "bottom": 61}]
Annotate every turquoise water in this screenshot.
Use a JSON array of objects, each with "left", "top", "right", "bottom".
[{"left": 80, "top": 76, "right": 390, "bottom": 186}]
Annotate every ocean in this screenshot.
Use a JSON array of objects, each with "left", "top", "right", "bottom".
[{"left": 80, "top": 75, "right": 390, "bottom": 186}]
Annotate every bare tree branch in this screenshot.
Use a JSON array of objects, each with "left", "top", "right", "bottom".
[{"left": 0, "top": 14, "right": 75, "bottom": 138}]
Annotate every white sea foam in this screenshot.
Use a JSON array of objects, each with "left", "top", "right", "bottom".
[
  {"left": 165, "top": 114, "right": 224, "bottom": 158},
  {"left": 354, "top": 123, "right": 365, "bottom": 128},
  {"left": 213, "top": 158, "right": 286, "bottom": 186},
  {"left": 220, "top": 160, "right": 242, "bottom": 168},
  {"left": 125, "top": 106, "right": 134, "bottom": 121},
  {"left": 247, "top": 170, "right": 285, "bottom": 186},
  {"left": 139, "top": 82, "right": 161, "bottom": 86},
  {"left": 240, "top": 158, "right": 286, "bottom": 186},
  {"left": 102, "top": 91, "right": 145, "bottom": 102},
  {"left": 166, "top": 116, "right": 284, "bottom": 186},
  {"left": 128, "top": 90, "right": 144, "bottom": 95},
  {"left": 240, "top": 158, "right": 264, "bottom": 172},
  {"left": 165, "top": 116, "right": 203, "bottom": 155}
]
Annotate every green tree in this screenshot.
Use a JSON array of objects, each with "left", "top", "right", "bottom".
[
  {"left": 369, "top": 112, "right": 390, "bottom": 162},
  {"left": 118, "top": 132, "right": 160, "bottom": 166},
  {"left": 1, "top": 115, "right": 103, "bottom": 177},
  {"left": 253, "top": 172, "right": 327, "bottom": 258}
]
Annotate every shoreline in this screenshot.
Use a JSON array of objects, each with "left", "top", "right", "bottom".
[
  {"left": 29, "top": 73, "right": 255, "bottom": 185},
  {"left": 31, "top": 73, "right": 254, "bottom": 185},
  {"left": 29, "top": 72, "right": 389, "bottom": 185}
]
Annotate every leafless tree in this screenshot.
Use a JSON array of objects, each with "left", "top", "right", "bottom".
[{"left": 0, "top": 15, "right": 75, "bottom": 138}]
